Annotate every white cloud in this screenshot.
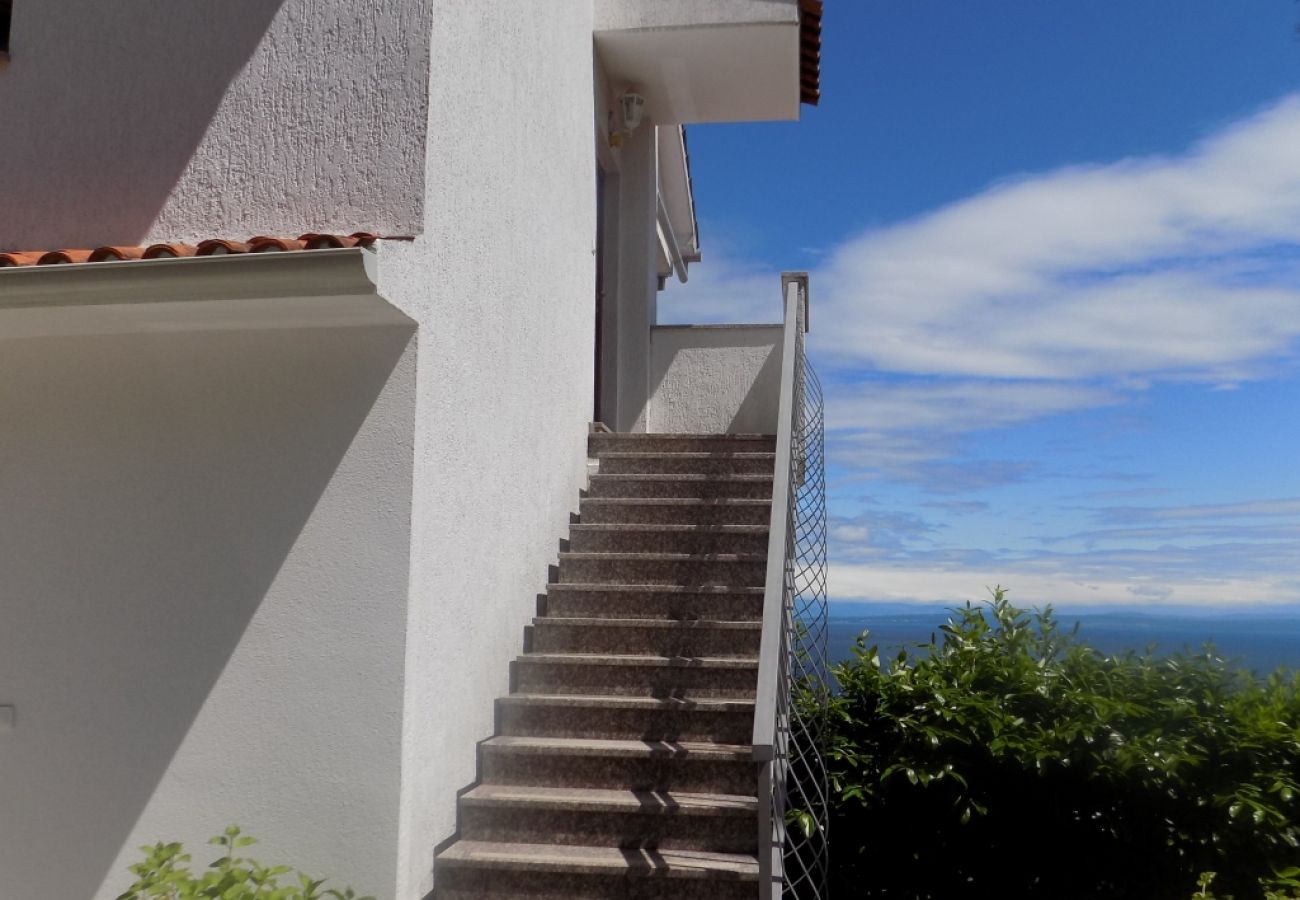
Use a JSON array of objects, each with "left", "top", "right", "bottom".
[
  {"left": 830, "top": 561, "right": 1297, "bottom": 609},
  {"left": 826, "top": 379, "right": 1117, "bottom": 435},
  {"left": 1098, "top": 497, "right": 1300, "bottom": 523},
  {"left": 814, "top": 95, "right": 1300, "bottom": 382}
]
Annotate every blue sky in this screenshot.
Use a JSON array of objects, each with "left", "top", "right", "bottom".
[{"left": 660, "top": 1, "right": 1300, "bottom": 611}]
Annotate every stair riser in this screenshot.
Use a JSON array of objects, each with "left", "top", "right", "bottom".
[
  {"left": 544, "top": 590, "right": 764, "bottom": 622},
  {"left": 597, "top": 456, "right": 775, "bottom": 476},
  {"left": 481, "top": 751, "right": 759, "bottom": 795},
  {"left": 514, "top": 663, "right": 757, "bottom": 699},
  {"left": 587, "top": 478, "right": 773, "bottom": 500},
  {"left": 579, "top": 501, "right": 771, "bottom": 527},
  {"left": 558, "top": 557, "right": 766, "bottom": 587},
  {"left": 437, "top": 869, "right": 758, "bottom": 900},
  {"left": 460, "top": 806, "right": 755, "bottom": 854},
  {"left": 569, "top": 529, "right": 768, "bottom": 555},
  {"left": 499, "top": 704, "right": 753, "bottom": 743},
  {"left": 531, "top": 624, "right": 761, "bottom": 659},
  {"left": 590, "top": 435, "right": 776, "bottom": 455}
]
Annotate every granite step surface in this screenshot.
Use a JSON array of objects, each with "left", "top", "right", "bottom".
[
  {"left": 458, "top": 784, "right": 758, "bottom": 853},
  {"left": 588, "top": 432, "right": 777, "bottom": 455},
  {"left": 530, "top": 617, "right": 761, "bottom": 658},
  {"left": 436, "top": 841, "right": 759, "bottom": 900},
  {"left": 568, "top": 523, "right": 769, "bottom": 555},
  {"left": 577, "top": 497, "right": 772, "bottom": 526},
  {"left": 594, "top": 451, "right": 776, "bottom": 476},
  {"left": 512, "top": 653, "right": 760, "bottom": 699},
  {"left": 542, "top": 584, "right": 765, "bottom": 621},
  {"left": 586, "top": 474, "right": 774, "bottom": 500},
  {"left": 497, "top": 693, "right": 756, "bottom": 743},
  {"left": 556, "top": 552, "right": 767, "bottom": 587},
  {"left": 479, "top": 736, "right": 758, "bottom": 794}
]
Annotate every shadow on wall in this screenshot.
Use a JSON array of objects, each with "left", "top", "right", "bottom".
[
  {"left": 0, "top": 324, "right": 412, "bottom": 898},
  {"left": 0, "top": 0, "right": 285, "bottom": 247},
  {"left": 729, "top": 341, "right": 781, "bottom": 432},
  {"left": 646, "top": 325, "right": 783, "bottom": 434}
]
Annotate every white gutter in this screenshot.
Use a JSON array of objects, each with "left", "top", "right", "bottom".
[
  {"left": 656, "top": 190, "right": 689, "bottom": 284},
  {"left": 0, "top": 248, "right": 412, "bottom": 338}
]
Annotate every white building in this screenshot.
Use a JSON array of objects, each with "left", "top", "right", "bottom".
[{"left": 0, "top": 2, "right": 822, "bottom": 898}]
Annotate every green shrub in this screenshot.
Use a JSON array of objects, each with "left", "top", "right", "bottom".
[
  {"left": 116, "top": 825, "right": 374, "bottom": 900},
  {"left": 821, "top": 588, "right": 1300, "bottom": 900}
]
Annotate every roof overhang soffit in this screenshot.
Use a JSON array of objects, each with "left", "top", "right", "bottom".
[{"left": 594, "top": 3, "right": 804, "bottom": 125}]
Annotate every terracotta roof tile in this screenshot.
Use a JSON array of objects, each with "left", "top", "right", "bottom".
[
  {"left": 799, "top": 0, "right": 823, "bottom": 106},
  {"left": 142, "top": 243, "right": 198, "bottom": 259},
  {"left": 88, "top": 246, "right": 146, "bottom": 262},
  {"left": 38, "top": 250, "right": 95, "bottom": 265},
  {"left": 0, "top": 232, "right": 386, "bottom": 268}
]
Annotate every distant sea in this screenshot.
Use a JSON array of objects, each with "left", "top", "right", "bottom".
[{"left": 827, "top": 604, "right": 1300, "bottom": 675}]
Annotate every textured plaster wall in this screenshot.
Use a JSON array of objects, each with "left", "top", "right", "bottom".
[
  {"left": 0, "top": 324, "right": 417, "bottom": 900},
  {"left": 648, "top": 324, "right": 783, "bottom": 434},
  {"left": 0, "top": 0, "right": 431, "bottom": 250},
  {"left": 374, "top": 3, "right": 598, "bottom": 896}
]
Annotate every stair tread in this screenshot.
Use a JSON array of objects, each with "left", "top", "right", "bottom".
[
  {"left": 569, "top": 524, "right": 768, "bottom": 533},
  {"left": 547, "top": 584, "right": 764, "bottom": 594},
  {"left": 516, "top": 653, "right": 758, "bottom": 668},
  {"left": 594, "top": 452, "right": 776, "bottom": 459},
  {"left": 483, "top": 735, "right": 752, "bottom": 760},
  {"left": 580, "top": 497, "right": 771, "bottom": 505},
  {"left": 559, "top": 552, "right": 766, "bottom": 561},
  {"left": 533, "top": 618, "right": 760, "bottom": 630},
  {"left": 593, "top": 433, "right": 775, "bottom": 440},
  {"left": 461, "top": 784, "right": 758, "bottom": 815},
  {"left": 499, "top": 693, "right": 754, "bottom": 710},
  {"left": 437, "top": 840, "right": 760, "bottom": 879},
  {"left": 590, "top": 473, "right": 772, "bottom": 481}
]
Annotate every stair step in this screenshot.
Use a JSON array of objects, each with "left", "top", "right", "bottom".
[
  {"left": 458, "top": 785, "right": 758, "bottom": 853},
  {"left": 480, "top": 736, "right": 757, "bottom": 794},
  {"left": 579, "top": 497, "right": 772, "bottom": 526},
  {"left": 543, "top": 584, "right": 765, "bottom": 621},
  {"left": 436, "top": 841, "right": 759, "bottom": 899},
  {"left": 557, "top": 552, "right": 767, "bottom": 587},
  {"left": 483, "top": 735, "right": 753, "bottom": 761},
  {"left": 462, "top": 783, "right": 757, "bottom": 815},
  {"left": 568, "top": 524, "right": 768, "bottom": 555},
  {"left": 498, "top": 693, "right": 755, "bottom": 742},
  {"left": 513, "top": 654, "right": 758, "bottom": 699},
  {"left": 587, "top": 474, "right": 773, "bottom": 500},
  {"left": 531, "top": 617, "right": 761, "bottom": 658},
  {"left": 589, "top": 432, "right": 776, "bottom": 455},
  {"left": 595, "top": 452, "right": 775, "bottom": 476}
]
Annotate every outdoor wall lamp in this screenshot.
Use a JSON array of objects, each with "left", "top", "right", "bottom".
[
  {"left": 620, "top": 91, "right": 647, "bottom": 132},
  {"left": 609, "top": 89, "right": 647, "bottom": 147}
]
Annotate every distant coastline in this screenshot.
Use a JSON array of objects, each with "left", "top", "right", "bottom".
[{"left": 826, "top": 602, "right": 1300, "bottom": 674}]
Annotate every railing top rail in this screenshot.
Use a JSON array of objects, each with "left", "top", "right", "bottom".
[{"left": 752, "top": 272, "right": 809, "bottom": 756}]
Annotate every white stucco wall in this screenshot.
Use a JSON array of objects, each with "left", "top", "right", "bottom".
[
  {"left": 0, "top": 322, "right": 418, "bottom": 900},
  {"left": 594, "top": 0, "right": 799, "bottom": 32},
  {"left": 648, "top": 324, "right": 782, "bottom": 434},
  {"left": 374, "top": 4, "right": 598, "bottom": 896},
  {"left": 0, "top": 0, "right": 431, "bottom": 249}
]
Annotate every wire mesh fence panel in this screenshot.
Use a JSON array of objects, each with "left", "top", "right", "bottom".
[{"left": 780, "top": 319, "right": 829, "bottom": 898}]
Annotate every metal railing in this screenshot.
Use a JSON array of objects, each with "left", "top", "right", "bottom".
[{"left": 754, "top": 272, "right": 829, "bottom": 898}]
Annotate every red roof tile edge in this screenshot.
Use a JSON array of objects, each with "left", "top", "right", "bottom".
[{"left": 0, "top": 232, "right": 385, "bottom": 268}]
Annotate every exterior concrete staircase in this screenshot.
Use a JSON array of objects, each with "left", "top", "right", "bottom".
[{"left": 434, "top": 431, "right": 776, "bottom": 900}]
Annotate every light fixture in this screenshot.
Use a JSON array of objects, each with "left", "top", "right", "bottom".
[{"left": 619, "top": 91, "right": 646, "bottom": 133}]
